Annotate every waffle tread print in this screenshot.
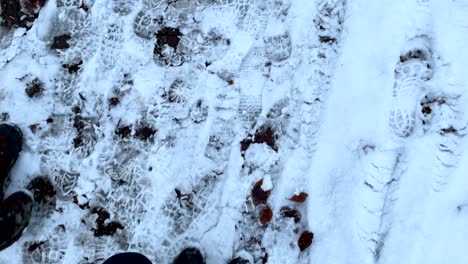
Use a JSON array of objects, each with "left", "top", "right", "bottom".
[
  {"left": 389, "top": 35, "right": 433, "bottom": 138},
  {"left": 23, "top": 225, "right": 68, "bottom": 264},
  {"left": 152, "top": 171, "right": 223, "bottom": 262},
  {"left": 237, "top": 46, "right": 269, "bottom": 125}
]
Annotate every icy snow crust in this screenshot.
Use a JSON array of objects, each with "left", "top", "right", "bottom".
[{"left": 0, "top": 0, "right": 468, "bottom": 263}]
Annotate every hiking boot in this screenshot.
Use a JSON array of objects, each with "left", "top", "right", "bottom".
[
  {"left": 0, "top": 124, "right": 23, "bottom": 200},
  {"left": 103, "top": 252, "right": 152, "bottom": 264},
  {"left": 173, "top": 247, "right": 205, "bottom": 264},
  {"left": 228, "top": 257, "right": 251, "bottom": 264},
  {"left": 0, "top": 191, "right": 33, "bottom": 251}
]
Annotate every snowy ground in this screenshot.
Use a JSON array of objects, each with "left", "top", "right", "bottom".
[{"left": 0, "top": 0, "right": 467, "bottom": 263}]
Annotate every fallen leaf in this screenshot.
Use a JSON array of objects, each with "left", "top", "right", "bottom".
[
  {"left": 260, "top": 206, "right": 273, "bottom": 225},
  {"left": 251, "top": 179, "right": 271, "bottom": 206},
  {"left": 290, "top": 192, "right": 309, "bottom": 203},
  {"left": 298, "top": 231, "right": 314, "bottom": 251}
]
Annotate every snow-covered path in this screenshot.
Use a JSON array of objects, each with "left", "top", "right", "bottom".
[{"left": 0, "top": 0, "right": 467, "bottom": 263}]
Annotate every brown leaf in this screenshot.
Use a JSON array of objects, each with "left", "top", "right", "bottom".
[
  {"left": 298, "top": 231, "right": 314, "bottom": 252},
  {"left": 240, "top": 125, "right": 278, "bottom": 156},
  {"left": 259, "top": 206, "right": 273, "bottom": 225},
  {"left": 289, "top": 192, "right": 308, "bottom": 203},
  {"left": 251, "top": 179, "right": 271, "bottom": 206}
]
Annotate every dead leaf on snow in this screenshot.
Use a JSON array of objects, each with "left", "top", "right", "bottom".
[
  {"left": 289, "top": 192, "right": 308, "bottom": 203},
  {"left": 259, "top": 206, "right": 273, "bottom": 225},
  {"left": 251, "top": 179, "right": 271, "bottom": 206},
  {"left": 298, "top": 231, "right": 314, "bottom": 252}
]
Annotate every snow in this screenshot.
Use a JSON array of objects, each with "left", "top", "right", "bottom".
[
  {"left": 0, "top": 0, "right": 468, "bottom": 263},
  {"left": 245, "top": 143, "right": 279, "bottom": 172},
  {"left": 261, "top": 174, "right": 273, "bottom": 191}
]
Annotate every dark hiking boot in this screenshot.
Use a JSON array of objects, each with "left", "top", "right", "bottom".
[
  {"left": 228, "top": 257, "right": 251, "bottom": 264},
  {"left": 103, "top": 252, "right": 153, "bottom": 264},
  {"left": 173, "top": 247, "right": 205, "bottom": 264},
  {"left": 0, "top": 191, "right": 33, "bottom": 251},
  {"left": 0, "top": 124, "right": 23, "bottom": 200}
]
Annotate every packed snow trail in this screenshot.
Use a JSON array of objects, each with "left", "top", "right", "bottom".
[{"left": 0, "top": 0, "right": 468, "bottom": 264}]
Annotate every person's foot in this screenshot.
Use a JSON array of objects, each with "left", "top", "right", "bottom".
[
  {"left": 102, "top": 252, "right": 152, "bottom": 264},
  {"left": 0, "top": 124, "right": 23, "bottom": 200},
  {"left": 173, "top": 247, "right": 205, "bottom": 264},
  {"left": 228, "top": 257, "right": 251, "bottom": 264},
  {"left": 0, "top": 191, "right": 33, "bottom": 251}
]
